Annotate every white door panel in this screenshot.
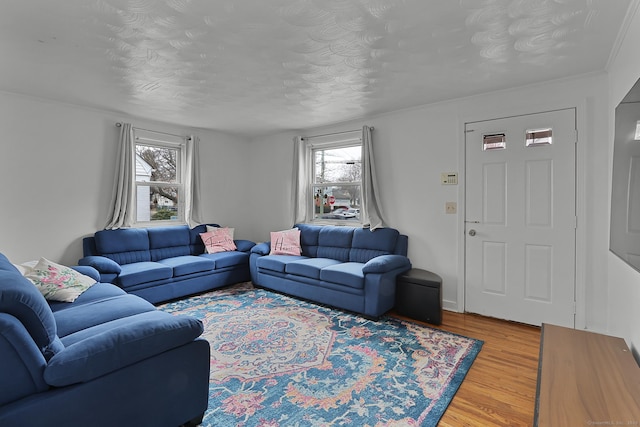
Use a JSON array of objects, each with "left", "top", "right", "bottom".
[{"left": 465, "top": 109, "right": 576, "bottom": 327}]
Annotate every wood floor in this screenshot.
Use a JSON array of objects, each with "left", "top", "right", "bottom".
[{"left": 390, "top": 310, "right": 542, "bottom": 427}]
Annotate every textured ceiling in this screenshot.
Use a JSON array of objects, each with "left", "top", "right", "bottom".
[{"left": 0, "top": 0, "right": 632, "bottom": 137}]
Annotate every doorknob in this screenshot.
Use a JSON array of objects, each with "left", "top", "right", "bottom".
[{"left": 468, "top": 229, "right": 476, "bottom": 236}]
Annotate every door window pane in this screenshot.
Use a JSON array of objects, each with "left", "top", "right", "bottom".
[
  {"left": 526, "top": 128, "right": 552, "bottom": 146},
  {"left": 483, "top": 133, "right": 506, "bottom": 150}
]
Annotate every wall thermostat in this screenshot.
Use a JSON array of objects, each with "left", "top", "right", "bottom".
[{"left": 441, "top": 172, "right": 458, "bottom": 185}]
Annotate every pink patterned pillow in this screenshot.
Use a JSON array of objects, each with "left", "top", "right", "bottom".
[
  {"left": 24, "top": 258, "right": 96, "bottom": 302},
  {"left": 270, "top": 228, "right": 301, "bottom": 255},
  {"left": 200, "top": 227, "right": 237, "bottom": 254}
]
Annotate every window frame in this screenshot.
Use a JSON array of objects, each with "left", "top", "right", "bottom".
[
  {"left": 307, "top": 136, "right": 363, "bottom": 225},
  {"left": 132, "top": 129, "right": 187, "bottom": 227}
]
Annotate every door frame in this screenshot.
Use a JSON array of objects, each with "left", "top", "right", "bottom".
[{"left": 457, "top": 104, "right": 588, "bottom": 329}]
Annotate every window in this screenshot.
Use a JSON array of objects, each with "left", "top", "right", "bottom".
[
  {"left": 310, "top": 137, "right": 362, "bottom": 223},
  {"left": 525, "top": 128, "right": 553, "bottom": 146},
  {"left": 134, "top": 129, "right": 186, "bottom": 225},
  {"left": 483, "top": 133, "right": 506, "bottom": 151}
]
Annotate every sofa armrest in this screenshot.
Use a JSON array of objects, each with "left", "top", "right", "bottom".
[
  {"left": 235, "top": 239, "right": 256, "bottom": 252},
  {"left": 44, "top": 311, "right": 204, "bottom": 387},
  {"left": 71, "top": 265, "right": 100, "bottom": 282},
  {"left": 362, "top": 255, "right": 411, "bottom": 274},
  {"left": 78, "top": 256, "right": 122, "bottom": 274},
  {"left": 250, "top": 242, "right": 271, "bottom": 256}
]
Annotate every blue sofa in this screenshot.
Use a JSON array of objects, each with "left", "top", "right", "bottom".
[
  {"left": 0, "top": 253, "right": 210, "bottom": 427},
  {"left": 250, "top": 224, "right": 411, "bottom": 317},
  {"left": 79, "top": 224, "right": 255, "bottom": 304}
]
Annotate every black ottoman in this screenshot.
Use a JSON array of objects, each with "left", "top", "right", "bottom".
[{"left": 395, "top": 268, "right": 443, "bottom": 325}]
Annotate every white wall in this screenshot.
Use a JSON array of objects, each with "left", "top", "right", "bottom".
[
  {"left": 606, "top": 2, "right": 640, "bottom": 357},
  {"left": 249, "top": 72, "right": 612, "bottom": 332},
  {"left": 0, "top": 91, "right": 251, "bottom": 266}
]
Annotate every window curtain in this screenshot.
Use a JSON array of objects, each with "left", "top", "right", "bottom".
[
  {"left": 361, "top": 125, "right": 385, "bottom": 230},
  {"left": 291, "top": 135, "right": 309, "bottom": 225},
  {"left": 105, "top": 123, "right": 134, "bottom": 229},
  {"left": 184, "top": 135, "right": 202, "bottom": 227}
]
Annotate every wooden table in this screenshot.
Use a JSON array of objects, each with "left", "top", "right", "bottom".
[{"left": 534, "top": 323, "right": 640, "bottom": 426}]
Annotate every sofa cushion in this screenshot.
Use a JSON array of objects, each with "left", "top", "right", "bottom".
[
  {"left": 49, "top": 283, "right": 127, "bottom": 313},
  {"left": 270, "top": 228, "right": 301, "bottom": 255},
  {"left": 285, "top": 258, "right": 341, "bottom": 280},
  {"left": 0, "top": 270, "right": 64, "bottom": 360},
  {"left": 45, "top": 311, "right": 204, "bottom": 387},
  {"left": 317, "top": 227, "right": 355, "bottom": 262},
  {"left": 189, "top": 223, "right": 220, "bottom": 254},
  {"left": 23, "top": 258, "right": 96, "bottom": 303},
  {"left": 0, "top": 313, "right": 51, "bottom": 406},
  {"left": 157, "top": 256, "right": 215, "bottom": 277},
  {"left": 117, "top": 262, "right": 173, "bottom": 288},
  {"left": 349, "top": 227, "right": 400, "bottom": 263},
  {"left": 94, "top": 228, "right": 151, "bottom": 265},
  {"left": 319, "top": 262, "right": 365, "bottom": 289},
  {"left": 295, "top": 223, "right": 322, "bottom": 257},
  {"left": 53, "top": 294, "right": 157, "bottom": 338},
  {"left": 256, "top": 255, "right": 307, "bottom": 273},
  {"left": 148, "top": 226, "right": 191, "bottom": 261},
  {"left": 200, "top": 251, "right": 249, "bottom": 269},
  {"left": 235, "top": 239, "right": 256, "bottom": 252},
  {"left": 78, "top": 255, "right": 122, "bottom": 274},
  {"left": 200, "top": 228, "right": 237, "bottom": 254},
  {"left": 0, "top": 253, "right": 19, "bottom": 273}
]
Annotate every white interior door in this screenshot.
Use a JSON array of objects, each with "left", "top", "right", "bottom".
[{"left": 464, "top": 109, "right": 576, "bottom": 327}]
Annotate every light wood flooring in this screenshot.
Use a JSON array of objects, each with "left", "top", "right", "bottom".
[{"left": 390, "top": 310, "right": 542, "bottom": 427}]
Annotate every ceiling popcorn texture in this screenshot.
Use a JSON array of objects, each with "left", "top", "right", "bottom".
[{"left": 0, "top": 0, "right": 631, "bottom": 136}]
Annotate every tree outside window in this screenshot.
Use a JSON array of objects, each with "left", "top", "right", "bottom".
[{"left": 134, "top": 134, "right": 185, "bottom": 224}]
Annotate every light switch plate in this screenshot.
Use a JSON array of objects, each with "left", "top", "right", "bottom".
[{"left": 445, "top": 202, "right": 457, "bottom": 214}]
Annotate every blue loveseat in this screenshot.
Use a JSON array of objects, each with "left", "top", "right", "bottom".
[
  {"left": 79, "top": 224, "right": 255, "bottom": 304},
  {"left": 0, "top": 253, "right": 210, "bottom": 427},
  {"left": 250, "top": 224, "right": 411, "bottom": 317}
]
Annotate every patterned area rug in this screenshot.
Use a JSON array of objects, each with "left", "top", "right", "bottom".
[{"left": 159, "top": 283, "right": 483, "bottom": 427}]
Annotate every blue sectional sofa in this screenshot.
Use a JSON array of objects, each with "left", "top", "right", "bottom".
[
  {"left": 250, "top": 224, "right": 411, "bottom": 317},
  {"left": 0, "top": 253, "right": 210, "bottom": 427},
  {"left": 79, "top": 224, "right": 255, "bottom": 304}
]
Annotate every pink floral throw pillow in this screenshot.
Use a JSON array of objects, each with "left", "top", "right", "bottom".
[
  {"left": 270, "top": 228, "right": 302, "bottom": 255},
  {"left": 200, "top": 227, "right": 237, "bottom": 254},
  {"left": 24, "top": 257, "right": 96, "bottom": 302}
]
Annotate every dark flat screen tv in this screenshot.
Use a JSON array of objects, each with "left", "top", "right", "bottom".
[{"left": 610, "top": 77, "right": 640, "bottom": 272}]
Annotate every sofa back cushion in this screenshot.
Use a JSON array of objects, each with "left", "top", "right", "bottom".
[
  {"left": 94, "top": 228, "right": 151, "bottom": 265},
  {"left": 148, "top": 226, "right": 191, "bottom": 261},
  {"left": 296, "top": 224, "right": 321, "bottom": 257},
  {"left": 0, "top": 269, "right": 64, "bottom": 361},
  {"left": 317, "top": 227, "right": 355, "bottom": 262},
  {"left": 294, "top": 224, "right": 408, "bottom": 264},
  {"left": 349, "top": 227, "right": 400, "bottom": 263}
]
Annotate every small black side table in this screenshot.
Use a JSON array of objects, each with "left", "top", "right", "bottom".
[{"left": 395, "top": 268, "right": 443, "bottom": 325}]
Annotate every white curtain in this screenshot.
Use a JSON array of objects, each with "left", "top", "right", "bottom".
[
  {"left": 105, "top": 123, "right": 135, "bottom": 229},
  {"left": 291, "top": 136, "right": 309, "bottom": 225},
  {"left": 185, "top": 135, "right": 202, "bottom": 227},
  {"left": 361, "top": 125, "right": 385, "bottom": 230}
]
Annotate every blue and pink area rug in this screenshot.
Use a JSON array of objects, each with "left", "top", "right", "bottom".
[{"left": 160, "top": 283, "right": 482, "bottom": 427}]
